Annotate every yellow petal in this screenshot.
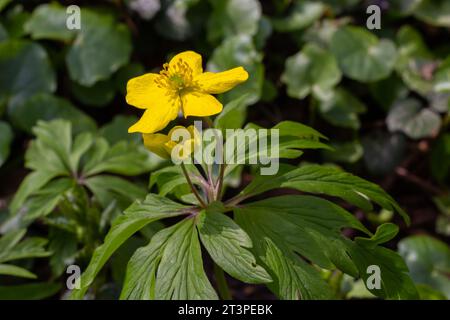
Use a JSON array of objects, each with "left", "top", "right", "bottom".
[
  {"left": 142, "top": 133, "right": 171, "bottom": 159},
  {"left": 195, "top": 67, "right": 249, "bottom": 94},
  {"left": 169, "top": 51, "right": 203, "bottom": 76},
  {"left": 126, "top": 73, "right": 166, "bottom": 109},
  {"left": 181, "top": 91, "right": 223, "bottom": 118},
  {"left": 128, "top": 98, "right": 180, "bottom": 134}
]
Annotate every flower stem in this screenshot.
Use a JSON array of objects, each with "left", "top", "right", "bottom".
[
  {"left": 213, "top": 263, "right": 232, "bottom": 300},
  {"left": 181, "top": 163, "right": 207, "bottom": 208},
  {"left": 215, "top": 163, "right": 225, "bottom": 201}
]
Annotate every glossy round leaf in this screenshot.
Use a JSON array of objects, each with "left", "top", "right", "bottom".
[
  {"left": 66, "top": 9, "right": 132, "bottom": 86},
  {"left": 386, "top": 98, "right": 441, "bottom": 139},
  {"left": 0, "top": 40, "right": 56, "bottom": 109},
  {"left": 282, "top": 43, "right": 341, "bottom": 100},
  {"left": 331, "top": 26, "right": 397, "bottom": 82}
]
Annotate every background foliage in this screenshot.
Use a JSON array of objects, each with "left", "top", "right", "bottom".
[{"left": 0, "top": 0, "right": 449, "bottom": 299}]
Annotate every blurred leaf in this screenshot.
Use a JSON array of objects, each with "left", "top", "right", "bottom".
[
  {"left": 434, "top": 56, "right": 450, "bottom": 93},
  {"left": 282, "top": 43, "right": 341, "bottom": 100},
  {"left": 154, "top": 0, "right": 198, "bottom": 41},
  {"left": 398, "top": 235, "right": 450, "bottom": 299},
  {"left": 331, "top": 26, "right": 397, "bottom": 82},
  {"left": 369, "top": 74, "right": 409, "bottom": 111},
  {"left": 66, "top": 9, "right": 131, "bottom": 86},
  {"left": 0, "top": 120, "right": 13, "bottom": 167},
  {"left": 100, "top": 115, "right": 140, "bottom": 144},
  {"left": 8, "top": 93, "right": 96, "bottom": 134},
  {"left": 71, "top": 80, "right": 116, "bottom": 107},
  {"left": 396, "top": 26, "right": 434, "bottom": 95},
  {"left": 318, "top": 88, "right": 366, "bottom": 129},
  {"left": 322, "top": 140, "right": 363, "bottom": 164},
  {"left": 0, "top": 23, "right": 8, "bottom": 41},
  {"left": 207, "top": 35, "right": 263, "bottom": 105},
  {"left": 386, "top": 98, "right": 441, "bottom": 139},
  {"left": 0, "top": 0, "right": 12, "bottom": 12},
  {"left": 272, "top": 1, "right": 324, "bottom": 32},
  {"left": 362, "top": 132, "right": 406, "bottom": 176},
  {"left": 0, "top": 264, "right": 36, "bottom": 279},
  {"left": 0, "top": 282, "right": 61, "bottom": 300},
  {"left": 114, "top": 63, "right": 145, "bottom": 95},
  {"left": 430, "top": 133, "right": 450, "bottom": 182},
  {"left": 214, "top": 94, "right": 249, "bottom": 131},
  {"left": 207, "top": 0, "right": 261, "bottom": 42},
  {"left": 3, "top": 5, "right": 30, "bottom": 38},
  {"left": 414, "top": 0, "right": 450, "bottom": 27},
  {"left": 25, "top": 3, "right": 76, "bottom": 41},
  {"left": 416, "top": 284, "right": 447, "bottom": 300},
  {"left": 0, "top": 40, "right": 56, "bottom": 109}
]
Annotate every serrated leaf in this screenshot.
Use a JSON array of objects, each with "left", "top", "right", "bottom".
[
  {"left": 331, "top": 26, "right": 397, "bottom": 82},
  {"left": 69, "top": 194, "right": 190, "bottom": 299},
  {"left": 197, "top": 207, "right": 271, "bottom": 284},
  {"left": 238, "top": 164, "right": 409, "bottom": 224}
]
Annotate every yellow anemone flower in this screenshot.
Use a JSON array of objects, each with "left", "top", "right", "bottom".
[
  {"left": 126, "top": 51, "right": 249, "bottom": 134},
  {"left": 143, "top": 125, "right": 199, "bottom": 160}
]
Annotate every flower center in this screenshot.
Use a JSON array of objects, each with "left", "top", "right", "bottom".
[{"left": 154, "top": 59, "right": 197, "bottom": 93}]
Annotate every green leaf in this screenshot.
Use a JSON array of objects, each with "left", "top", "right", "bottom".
[
  {"left": 346, "top": 224, "right": 419, "bottom": 299},
  {"left": 70, "top": 80, "right": 116, "bottom": 107},
  {"left": 69, "top": 194, "right": 189, "bottom": 299},
  {"left": 121, "top": 218, "right": 218, "bottom": 300},
  {"left": 84, "top": 175, "right": 147, "bottom": 210},
  {"left": 25, "top": 3, "right": 76, "bottom": 41},
  {"left": 235, "top": 196, "right": 416, "bottom": 299},
  {"left": 0, "top": 40, "right": 55, "bottom": 109},
  {"left": 263, "top": 238, "right": 334, "bottom": 299},
  {"left": 207, "top": 0, "right": 261, "bottom": 42},
  {"left": 414, "top": 0, "right": 450, "bottom": 27},
  {"left": 398, "top": 235, "right": 450, "bottom": 299},
  {"left": 0, "top": 120, "right": 13, "bottom": 167},
  {"left": 48, "top": 228, "right": 77, "bottom": 277},
  {"left": 395, "top": 26, "right": 434, "bottom": 95},
  {"left": 0, "top": 264, "right": 36, "bottom": 279},
  {"left": 430, "top": 133, "right": 450, "bottom": 182},
  {"left": 0, "top": 0, "right": 12, "bottom": 12},
  {"left": 386, "top": 98, "right": 441, "bottom": 139},
  {"left": 82, "top": 138, "right": 154, "bottom": 176},
  {"left": 434, "top": 56, "right": 450, "bottom": 93},
  {"left": 0, "top": 229, "right": 49, "bottom": 263},
  {"left": 207, "top": 35, "right": 263, "bottom": 105},
  {"left": 66, "top": 9, "right": 131, "bottom": 86},
  {"left": 197, "top": 207, "right": 271, "bottom": 284},
  {"left": 100, "top": 115, "right": 140, "bottom": 144},
  {"left": 331, "top": 26, "right": 397, "bottom": 82},
  {"left": 362, "top": 132, "right": 406, "bottom": 176},
  {"left": 238, "top": 164, "right": 409, "bottom": 224},
  {"left": 0, "top": 282, "right": 61, "bottom": 300},
  {"left": 271, "top": 1, "right": 324, "bottom": 32},
  {"left": 214, "top": 94, "right": 249, "bottom": 131},
  {"left": 8, "top": 93, "right": 96, "bottom": 134},
  {"left": 322, "top": 140, "right": 363, "bottom": 164},
  {"left": 318, "top": 88, "right": 366, "bottom": 129},
  {"left": 282, "top": 43, "right": 341, "bottom": 100}
]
